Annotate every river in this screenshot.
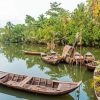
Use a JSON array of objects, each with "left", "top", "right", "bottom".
[{"left": 0, "top": 43, "right": 100, "bottom": 100}]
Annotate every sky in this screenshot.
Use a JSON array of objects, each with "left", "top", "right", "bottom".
[{"left": 0, "top": 0, "right": 86, "bottom": 27}]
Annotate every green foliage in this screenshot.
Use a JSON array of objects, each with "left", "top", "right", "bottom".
[{"left": 0, "top": 2, "right": 100, "bottom": 47}]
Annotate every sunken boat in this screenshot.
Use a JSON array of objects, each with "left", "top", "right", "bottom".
[{"left": 0, "top": 71, "right": 82, "bottom": 95}]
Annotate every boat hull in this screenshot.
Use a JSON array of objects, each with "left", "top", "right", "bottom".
[
  {"left": 23, "top": 51, "right": 41, "bottom": 55},
  {"left": 86, "top": 63, "right": 96, "bottom": 70},
  {"left": 41, "top": 56, "right": 60, "bottom": 65},
  {"left": 0, "top": 71, "right": 82, "bottom": 95},
  {"left": 0, "top": 83, "right": 79, "bottom": 95}
]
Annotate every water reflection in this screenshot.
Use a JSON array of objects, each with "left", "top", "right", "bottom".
[
  {"left": 0, "top": 43, "right": 99, "bottom": 100},
  {"left": 0, "top": 86, "right": 74, "bottom": 100}
]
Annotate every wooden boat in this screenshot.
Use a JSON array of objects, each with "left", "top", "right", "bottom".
[
  {"left": 41, "top": 53, "right": 61, "bottom": 65},
  {"left": 94, "top": 60, "right": 100, "bottom": 64},
  {"left": 41, "top": 45, "right": 74, "bottom": 65},
  {"left": 85, "top": 60, "right": 100, "bottom": 70},
  {"left": 86, "top": 62, "right": 97, "bottom": 70},
  {"left": 73, "top": 52, "right": 84, "bottom": 64},
  {"left": 50, "top": 50, "right": 57, "bottom": 55},
  {"left": 0, "top": 71, "right": 82, "bottom": 95},
  {"left": 62, "top": 45, "right": 74, "bottom": 64},
  {"left": 84, "top": 52, "right": 95, "bottom": 63},
  {"left": 65, "top": 33, "right": 81, "bottom": 64},
  {"left": 23, "top": 50, "right": 41, "bottom": 55},
  {"left": 94, "top": 67, "right": 100, "bottom": 100},
  {"left": 62, "top": 45, "right": 73, "bottom": 59},
  {"left": 65, "top": 52, "right": 84, "bottom": 64}
]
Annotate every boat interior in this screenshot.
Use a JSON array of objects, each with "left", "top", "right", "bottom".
[{"left": 0, "top": 73, "right": 59, "bottom": 89}]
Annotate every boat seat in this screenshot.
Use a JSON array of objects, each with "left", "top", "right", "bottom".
[
  {"left": 0, "top": 73, "right": 8, "bottom": 79},
  {"left": 57, "top": 84, "right": 62, "bottom": 91},
  {"left": 40, "top": 78, "right": 46, "bottom": 86},
  {"left": 7, "top": 74, "right": 15, "bottom": 81},
  {"left": 18, "top": 77, "right": 32, "bottom": 87},
  {"left": 6, "top": 80, "right": 18, "bottom": 86},
  {"left": 34, "top": 77, "right": 40, "bottom": 85},
  {"left": 12, "top": 75, "right": 19, "bottom": 81},
  {"left": 46, "top": 79, "right": 53, "bottom": 87},
  {"left": 17, "top": 76, "right": 24, "bottom": 82},
  {"left": 31, "top": 78, "right": 34, "bottom": 85}
]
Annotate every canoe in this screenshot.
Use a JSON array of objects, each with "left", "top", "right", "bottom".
[
  {"left": 0, "top": 71, "right": 82, "bottom": 95},
  {"left": 85, "top": 62, "right": 97, "bottom": 70},
  {"left": 23, "top": 50, "right": 41, "bottom": 55},
  {"left": 41, "top": 55, "right": 60, "bottom": 65},
  {"left": 94, "top": 60, "right": 100, "bottom": 64},
  {"left": 94, "top": 67, "right": 100, "bottom": 100},
  {"left": 86, "top": 63, "right": 96, "bottom": 70},
  {"left": 41, "top": 53, "right": 63, "bottom": 65},
  {"left": 84, "top": 52, "right": 95, "bottom": 63},
  {"left": 86, "top": 60, "right": 100, "bottom": 70}
]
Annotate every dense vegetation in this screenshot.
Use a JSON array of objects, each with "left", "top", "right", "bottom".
[{"left": 0, "top": 1, "right": 100, "bottom": 47}]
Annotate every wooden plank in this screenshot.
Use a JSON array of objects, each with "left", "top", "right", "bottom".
[
  {"left": 57, "top": 84, "right": 62, "bottom": 91},
  {"left": 34, "top": 77, "right": 40, "bottom": 85},
  {"left": 18, "top": 77, "right": 32, "bottom": 87},
  {"left": 31, "top": 78, "right": 34, "bottom": 85},
  {"left": 46, "top": 79, "right": 53, "bottom": 87},
  {"left": 6, "top": 80, "right": 18, "bottom": 86},
  {"left": 40, "top": 78, "right": 47, "bottom": 86},
  {"left": 0, "top": 73, "right": 8, "bottom": 79}
]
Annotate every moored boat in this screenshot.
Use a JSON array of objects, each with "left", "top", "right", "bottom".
[
  {"left": 84, "top": 52, "right": 95, "bottom": 63},
  {"left": 41, "top": 45, "right": 75, "bottom": 65},
  {"left": 86, "top": 60, "right": 100, "bottom": 70},
  {"left": 94, "top": 66, "right": 100, "bottom": 100},
  {"left": 41, "top": 53, "right": 61, "bottom": 65},
  {"left": 62, "top": 45, "right": 73, "bottom": 59},
  {"left": 86, "top": 62, "right": 96, "bottom": 70},
  {"left": 63, "top": 45, "right": 75, "bottom": 64},
  {"left": 86, "top": 62, "right": 97, "bottom": 70},
  {"left": 0, "top": 71, "right": 82, "bottom": 95},
  {"left": 23, "top": 50, "right": 41, "bottom": 55},
  {"left": 65, "top": 52, "right": 84, "bottom": 64},
  {"left": 73, "top": 52, "right": 84, "bottom": 64}
]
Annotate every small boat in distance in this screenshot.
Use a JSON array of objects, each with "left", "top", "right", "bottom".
[
  {"left": 23, "top": 50, "right": 42, "bottom": 55},
  {"left": 85, "top": 60, "right": 100, "bottom": 70},
  {"left": 73, "top": 52, "right": 84, "bottom": 64},
  {"left": 86, "top": 62, "right": 97, "bottom": 70},
  {"left": 41, "top": 53, "right": 61, "bottom": 65},
  {"left": 84, "top": 52, "right": 95, "bottom": 63},
  {"left": 0, "top": 71, "right": 82, "bottom": 95}
]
